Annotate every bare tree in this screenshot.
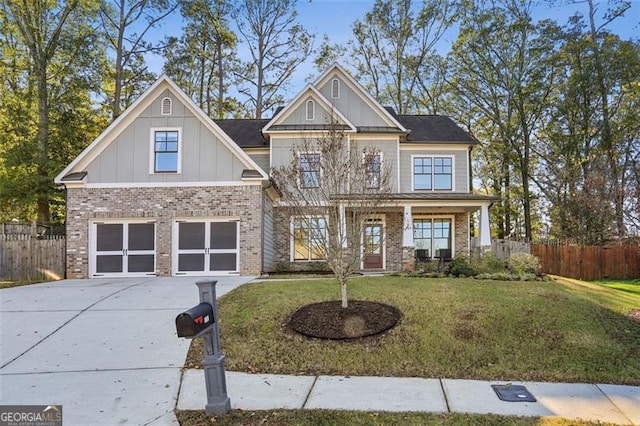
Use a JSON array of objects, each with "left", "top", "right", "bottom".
[
  {"left": 271, "top": 119, "right": 392, "bottom": 308},
  {"left": 234, "top": 0, "right": 313, "bottom": 119},
  {"left": 99, "top": 0, "right": 179, "bottom": 118}
]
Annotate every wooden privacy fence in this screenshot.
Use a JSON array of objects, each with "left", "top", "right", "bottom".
[
  {"left": 0, "top": 235, "right": 66, "bottom": 282},
  {"left": 471, "top": 238, "right": 530, "bottom": 260},
  {"left": 531, "top": 244, "right": 640, "bottom": 280}
]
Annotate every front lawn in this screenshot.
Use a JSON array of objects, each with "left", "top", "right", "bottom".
[
  {"left": 188, "top": 276, "right": 640, "bottom": 385},
  {"left": 176, "top": 409, "right": 614, "bottom": 426}
]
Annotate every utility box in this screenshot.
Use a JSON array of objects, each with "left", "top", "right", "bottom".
[{"left": 176, "top": 302, "right": 214, "bottom": 338}]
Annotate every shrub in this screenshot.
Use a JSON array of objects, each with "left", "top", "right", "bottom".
[
  {"left": 508, "top": 252, "right": 542, "bottom": 275},
  {"left": 475, "top": 272, "right": 518, "bottom": 281},
  {"left": 274, "top": 261, "right": 291, "bottom": 273},
  {"left": 448, "top": 256, "right": 477, "bottom": 277},
  {"left": 470, "top": 251, "right": 507, "bottom": 274},
  {"left": 415, "top": 259, "right": 440, "bottom": 274},
  {"left": 307, "top": 261, "right": 332, "bottom": 272}
]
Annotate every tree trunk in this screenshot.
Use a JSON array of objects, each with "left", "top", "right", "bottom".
[
  {"left": 36, "top": 60, "right": 50, "bottom": 223},
  {"left": 113, "top": 1, "right": 126, "bottom": 119},
  {"left": 216, "top": 39, "right": 224, "bottom": 119},
  {"left": 340, "top": 276, "right": 348, "bottom": 308}
]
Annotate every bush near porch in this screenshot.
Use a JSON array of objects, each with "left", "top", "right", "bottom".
[{"left": 186, "top": 276, "right": 640, "bottom": 385}]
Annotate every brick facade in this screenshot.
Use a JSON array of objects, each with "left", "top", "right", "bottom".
[
  {"left": 65, "top": 185, "right": 264, "bottom": 278},
  {"left": 272, "top": 208, "right": 473, "bottom": 273}
]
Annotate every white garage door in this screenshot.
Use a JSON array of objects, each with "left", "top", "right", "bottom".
[
  {"left": 90, "top": 221, "right": 156, "bottom": 277},
  {"left": 173, "top": 219, "right": 239, "bottom": 275}
]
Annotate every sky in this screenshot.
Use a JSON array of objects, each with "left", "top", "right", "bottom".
[{"left": 145, "top": 0, "right": 640, "bottom": 108}]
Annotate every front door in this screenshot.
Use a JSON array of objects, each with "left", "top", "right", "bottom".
[
  {"left": 174, "top": 219, "right": 239, "bottom": 275},
  {"left": 363, "top": 220, "right": 383, "bottom": 269}
]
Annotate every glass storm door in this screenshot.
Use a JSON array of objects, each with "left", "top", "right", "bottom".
[
  {"left": 363, "top": 220, "right": 383, "bottom": 269},
  {"left": 175, "top": 220, "right": 238, "bottom": 275},
  {"left": 93, "top": 222, "right": 155, "bottom": 276}
]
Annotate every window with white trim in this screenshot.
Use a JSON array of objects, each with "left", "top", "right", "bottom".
[
  {"left": 306, "top": 99, "right": 315, "bottom": 120},
  {"left": 413, "top": 218, "right": 452, "bottom": 258},
  {"left": 365, "top": 153, "right": 381, "bottom": 189},
  {"left": 413, "top": 156, "right": 452, "bottom": 190},
  {"left": 293, "top": 217, "right": 326, "bottom": 261},
  {"left": 299, "top": 153, "right": 320, "bottom": 188},
  {"left": 153, "top": 130, "right": 179, "bottom": 173},
  {"left": 331, "top": 78, "right": 340, "bottom": 99},
  {"left": 161, "top": 97, "right": 172, "bottom": 115}
]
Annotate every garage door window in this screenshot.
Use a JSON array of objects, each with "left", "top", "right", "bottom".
[
  {"left": 92, "top": 222, "right": 156, "bottom": 276},
  {"left": 175, "top": 220, "right": 239, "bottom": 275}
]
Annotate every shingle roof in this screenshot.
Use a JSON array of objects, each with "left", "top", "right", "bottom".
[
  {"left": 384, "top": 107, "right": 477, "bottom": 144},
  {"left": 214, "top": 119, "right": 269, "bottom": 148},
  {"left": 215, "top": 112, "right": 476, "bottom": 148},
  {"left": 332, "top": 192, "right": 498, "bottom": 202}
]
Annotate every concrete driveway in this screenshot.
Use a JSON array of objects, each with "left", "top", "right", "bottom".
[{"left": 0, "top": 276, "right": 252, "bottom": 425}]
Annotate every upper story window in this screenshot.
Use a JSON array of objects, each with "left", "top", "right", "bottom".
[
  {"left": 413, "top": 156, "right": 452, "bottom": 190},
  {"left": 161, "top": 97, "right": 172, "bottom": 115},
  {"left": 292, "top": 216, "right": 326, "bottom": 261},
  {"left": 299, "top": 153, "right": 320, "bottom": 188},
  {"left": 365, "top": 153, "right": 381, "bottom": 189},
  {"left": 331, "top": 79, "right": 340, "bottom": 99},
  {"left": 153, "top": 129, "right": 180, "bottom": 173},
  {"left": 305, "top": 99, "right": 315, "bottom": 120}
]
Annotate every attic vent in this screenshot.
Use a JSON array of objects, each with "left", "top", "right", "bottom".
[
  {"left": 331, "top": 78, "right": 340, "bottom": 99},
  {"left": 161, "top": 97, "right": 172, "bottom": 115},
  {"left": 306, "top": 99, "right": 315, "bottom": 121}
]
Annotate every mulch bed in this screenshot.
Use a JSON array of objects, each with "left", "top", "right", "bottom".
[
  {"left": 287, "top": 300, "right": 402, "bottom": 340},
  {"left": 629, "top": 309, "right": 640, "bottom": 321}
]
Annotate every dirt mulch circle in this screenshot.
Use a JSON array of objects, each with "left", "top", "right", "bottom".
[
  {"left": 629, "top": 309, "right": 640, "bottom": 321},
  {"left": 287, "top": 300, "right": 402, "bottom": 340}
]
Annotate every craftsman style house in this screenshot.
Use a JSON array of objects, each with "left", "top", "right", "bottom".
[{"left": 55, "top": 64, "right": 494, "bottom": 278}]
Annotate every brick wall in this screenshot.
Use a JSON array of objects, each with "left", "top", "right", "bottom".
[
  {"left": 65, "top": 185, "right": 263, "bottom": 278},
  {"left": 272, "top": 208, "right": 405, "bottom": 272}
]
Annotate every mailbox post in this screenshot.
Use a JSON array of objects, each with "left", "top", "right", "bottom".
[{"left": 175, "top": 280, "right": 230, "bottom": 415}]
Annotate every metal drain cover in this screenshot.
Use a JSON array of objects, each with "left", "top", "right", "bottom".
[{"left": 491, "top": 384, "right": 536, "bottom": 402}]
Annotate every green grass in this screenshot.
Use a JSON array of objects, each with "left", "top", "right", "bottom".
[
  {"left": 176, "top": 409, "right": 614, "bottom": 426},
  {"left": 188, "top": 276, "right": 640, "bottom": 385},
  {"left": 592, "top": 278, "right": 640, "bottom": 296},
  {"left": 551, "top": 276, "right": 640, "bottom": 314}
]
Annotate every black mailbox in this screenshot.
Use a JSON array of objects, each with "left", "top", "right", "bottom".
[{"left": 176, "top": 302, "right": 214, "bottom": 338}]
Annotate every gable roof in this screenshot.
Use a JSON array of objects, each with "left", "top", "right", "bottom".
[
  {"left": 55, "top": 75, "right": 268, "bottom": 184},
  {"left": 262, "top": 85, "right": 356, "bottom": 133},
  {"left": 314, "top": 64, "right": 407, "bottom": 132},
  {"left": 214, "top": 119, "right": 269, "bottom": 147},
  {"left": 394, "top": 115, "right": 477, "bottom": 144}
]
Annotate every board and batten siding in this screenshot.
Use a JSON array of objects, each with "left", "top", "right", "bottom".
[
  {"left": 351, "top": 138, "right": 398, "bottom": 192},
  {"left": 246, "top": 152, "right": 270, "bottom": 173},
  {"left": 399, "top": 147, "right": 469, "bottom": 193},
  {"left": 317, "top": 75, "right": 390, "bottom": 127},
  {"left": 280, "top": 96, "right": 335, "bottom": 126},
  {"left": 84, "top": 90, "right": 246, "bottom": 183}
]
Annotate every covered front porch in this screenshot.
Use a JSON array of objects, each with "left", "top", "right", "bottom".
[{"left": 396, "top": 195, "right": 494, "bottom": 271}]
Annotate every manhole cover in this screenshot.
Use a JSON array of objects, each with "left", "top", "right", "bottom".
[{"left": 491, "top": 384, "right": 536, "bottom": 402}]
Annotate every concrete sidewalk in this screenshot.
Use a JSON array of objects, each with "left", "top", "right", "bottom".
[{"left": 178, "top": 370, "right": 640, "bottom": 425}]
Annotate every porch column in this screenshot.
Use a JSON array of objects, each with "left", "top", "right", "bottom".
[
  {"left": 479, "top": 204, "right": 491, "bottom": 246},
  {"left": 339, "top": 203, "right": 347, "bottom": 248},
  {"left": 402, "top": 205, "right": 413, "bottom": 247}
]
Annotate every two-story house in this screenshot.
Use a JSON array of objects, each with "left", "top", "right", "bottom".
[{"left": 55, "top": 64, "right": 494, "bottom": 279}]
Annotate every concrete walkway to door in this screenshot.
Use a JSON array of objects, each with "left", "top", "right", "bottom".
[{"left": 0, "top": 276, "right": 252, "bottom": 425}]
